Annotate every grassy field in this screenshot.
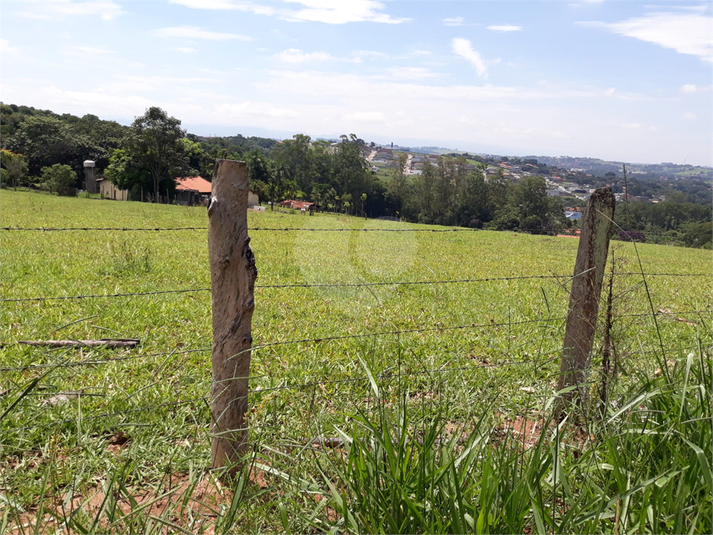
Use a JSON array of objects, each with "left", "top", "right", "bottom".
[{"left": 1, "top": 190, "right": 711, "bottom": 533}]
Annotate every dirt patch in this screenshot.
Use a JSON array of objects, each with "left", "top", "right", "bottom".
[{"left": 7, "top": 472, "right": 235, "bottom": 535}]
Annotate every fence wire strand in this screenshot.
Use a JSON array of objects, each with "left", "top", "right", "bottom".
[
  {"left": 1, "top": 226, "right": 483, "bottom": 232},
  {"left": 2, "top": 309, "right": 709, "bottom": 373},
  {"left": 1, "top": 272, "right": 709, "bottom": 303},
  {"left": 9, "top": 339, "right": 711, "bottom": 433}
]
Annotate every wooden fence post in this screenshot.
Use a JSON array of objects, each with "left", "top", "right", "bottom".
[
  {"left": 208, "top": 159, "right": 257, "bottom": 474},
  {"left": 557, "top": 186, "right": 615, "bottom": 416}
]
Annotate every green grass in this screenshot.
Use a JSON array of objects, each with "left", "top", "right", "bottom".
[{"left": 1, "top": 190, "right": 711, "bottom": 533}]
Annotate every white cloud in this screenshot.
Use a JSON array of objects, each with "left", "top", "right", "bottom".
[
  {"left": 62, "top": 45, "right": 114, "bottom": 56},
  {"left": 106, "top": 74, "right": 218, "bottom": 93},
  {"left": 168, "top": 0, "right": 275, "bottom": 16},
  {"left": 352, "top": 49, "right": 388, "bottom": 58},
  {"left": 683, "top": 112, "right": 697, "bottom": 120},
  {"left": 443, "top": 17, "right": 464, "bottom": 26},
  {"left": 167, "top": 0, "right": 408, "bottom": 24},
  {"left": 487, "top": 25, "right": 522, "bottom": 32},
  {"left": 154, "top": 26, "right": 253, "bottom": 41},
  {"left": 451, "top": 38, "right": 488, "bottom": 78},
  {"left": 343, "top": 111, "right": 386, "bottom": 122},
  {"left": 36, "top": 85, "right": 154, "bottom": 114},
  {"left": 276, "top": 49, "right": 334, "bottom": 63},
  {"left": 215, "top": 101, "right": 301, "bottom": 118},
  {"left": 0, "top": 38, "right": 20, "bottom": 58},
  {"left": 579, "top": 11, "right": 713, "bottom": 63},
  {"left": 19, "top": 0, "right": 123, "bottom": 20},
  {"left": 681, "top": 83, "right": 711, "bottom": 93},
  {"left": 281, "top": 0, "right": 409, "bottom": 24},
  {"left": 384, "top": 67, "right": 436, "bottom": 80}
]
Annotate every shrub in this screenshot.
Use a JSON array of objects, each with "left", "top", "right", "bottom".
[
  {"left": 617, "top": 230, "right": 646, "bottom": 243},
  {"left": 41, "top": 164, "right": 77, "bottom": 194}
]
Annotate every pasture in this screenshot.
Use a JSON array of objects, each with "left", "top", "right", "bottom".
[{"left": 1, "top": 190, "right": 711, "bottom": 533}]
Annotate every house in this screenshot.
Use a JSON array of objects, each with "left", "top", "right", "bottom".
[
  {"left": 97, "top": 178, "right": 129, "bottom": 201},
  {"left": 175, "top": 176, "right": 260, "bottom": 207},
  {"left": 175, "top": 176, "right": 211, "bottom": 206},
  {"left": 279, "top": 199, "right": 314, "bottom": 212}
]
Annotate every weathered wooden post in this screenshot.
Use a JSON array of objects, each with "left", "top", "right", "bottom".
[
  {"left": 557, "top": 187, "right": 615, "bottom": 416},
  {"left": 208, "top": 159, "right": 257, "bottom": 474}
]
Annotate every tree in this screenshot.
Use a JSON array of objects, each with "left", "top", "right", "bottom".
[
  {"left": 267, "top": 163, "right": 285, "bottom": 210},
  {"left": 272, "top": 134, "right": 314, "bottom": 194},
  {"left": 455, "top": 167, "right": 490, "bottom": 227},
  {"left": 105, "top": 147, "right": 151, "bottom": 196},
  {"left": 334, "top": 134, "right": 369, "bottom": 197},
  {"left": 245, "top": 149, "right": 272, "bottom": 184},
  {"left": 128, "top": 107, "right": 189, "bottom": 202},
  {"left": 6, "top": 115, "right": 89, "bottom": 178},
  {"left": 41, "top": 164, "right": 76, "bottom": 194},
  {"left": 389, "top": 153, "right": 408, "bottom": 211},
  {"left": 0, "top": 149, "right": 28, "bottom": 188}
]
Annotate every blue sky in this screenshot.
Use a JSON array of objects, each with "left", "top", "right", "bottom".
[{"left": 1, "top": 0, "right": 711, "bottom": 165}]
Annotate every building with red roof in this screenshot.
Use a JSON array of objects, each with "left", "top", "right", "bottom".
[{"left": 176, "top": 176, "right": 212, "bottom": 194}]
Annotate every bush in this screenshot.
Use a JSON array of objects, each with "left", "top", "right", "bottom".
[
  {"left": 41, "top": 164, "right": 77, "bottom": 194},
  {"left": 616, "top": 230, "right": 646, "bottom": 243},
  {"left": 682, "top": 222, "right": 712, "bottom": 248}
]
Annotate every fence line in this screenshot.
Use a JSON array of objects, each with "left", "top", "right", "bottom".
[
  {"left": 1, "top": 272, "right": 709, "bottom": 303},
  {"left": 0, "top": 347, "right": 211, "bottom": 372},
  {"left": 1, "top": 226, "right": 483, "bottom": 233},
  {"left": 11, "top": 337, "right": 712, "bottom": 434},
  {"left": 7, "top": 357, "right": 559, "bottom": 433},
  {"left": 2, "top": 309, "right": 708, "bottom": 373}
]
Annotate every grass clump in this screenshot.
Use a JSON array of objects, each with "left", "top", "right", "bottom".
[{"left": 318, "top": 350, "right": 712, "bottom": 534}]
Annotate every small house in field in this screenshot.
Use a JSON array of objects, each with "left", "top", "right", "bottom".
[
  {"left": 175, "top": 176, "right": 260, "bottom": 207},
  {"left": 176, "top": 176, "right": 212, "bottom": 206},
  {"left": 279, "top": 199, "right": 313, "bottom": 212}
]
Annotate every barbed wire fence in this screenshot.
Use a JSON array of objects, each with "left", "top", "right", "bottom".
[{"left": 2, "top": 212, "right": 711, "bottom": 459}]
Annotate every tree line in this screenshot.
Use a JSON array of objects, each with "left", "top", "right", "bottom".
[{"left": 1, "top": 103, "right": 710, "bottom": 246}]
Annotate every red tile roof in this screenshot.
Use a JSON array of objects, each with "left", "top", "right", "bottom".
[
  {"left": 176, "top": 176, "right": 211, "bottom": 194},
  {"left": 279, "top": 200, "right": 313, "bottom": 210}
]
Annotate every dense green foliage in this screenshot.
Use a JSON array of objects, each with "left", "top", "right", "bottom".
[
  {"left": 1, "top": 103, "right": 710, "bottom": 245},
  {"left": 615, "top": 199, "right": 712, "bottom": 248},
  {"left": 0, "top": 148, "right": 28, "bottom": 188},
  {"left": 2, "top": 104, "right": 128, "bottom": 178},
  {"left": 40, "top": 163, "right": 77, "bottom": 193},
  {"left": 105, "top": 107, "right": 191, "bottom": 201}
]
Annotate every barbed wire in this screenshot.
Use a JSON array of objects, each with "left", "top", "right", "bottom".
[
  {"left": 0, "top": 317, "right": 555, "bottom": 371},
  {"left": 9, "top": 397, "right": 210, "bottom": 432},
  {"left": 9, "top": 338, "right": 711, "bottom": 433},
  {"left": 0, "top": 226, "right": 208, "bottom": 232},
  {"left": 3, "top": 309, "right": 708, "bottom": 373},
  {"left": 1, "top": 272, "right": 709, "bottom": 303},
  {"left": 0, "top": 347, "right": 211, "bottom": 372},
  {"left": 6, "top": 356, "right": 547, "bottom": 432},
  {"left": 0, "top": 226, "right": 482, "bottom": 232}
]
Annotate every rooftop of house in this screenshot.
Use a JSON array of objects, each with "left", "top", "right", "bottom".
[
  {"left": 279, "top": 199, "right": 314, "bottom": 210},
  {"left": 176, "top": 176, "right": 211, "bottom": 194}
]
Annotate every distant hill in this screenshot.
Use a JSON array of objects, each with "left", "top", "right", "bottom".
[{"left": 520, "top": 156, "right": 712, "bottom": 181}]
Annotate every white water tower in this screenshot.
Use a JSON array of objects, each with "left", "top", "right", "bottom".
[{"left": 84, "top": 160, "right": 97, "bottom": 193}]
